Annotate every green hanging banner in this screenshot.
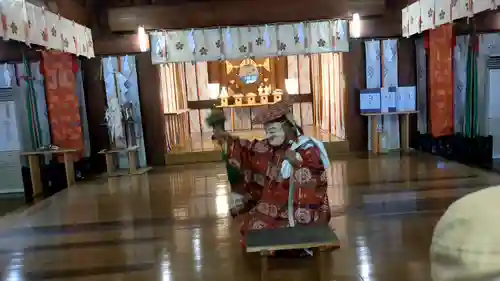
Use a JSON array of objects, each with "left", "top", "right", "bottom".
[
  {"left": 472, "top": 47, "right": 479, "bottom": 137},
  {"left": 22, "top": 53, "right": 42, "bottom": 148}
]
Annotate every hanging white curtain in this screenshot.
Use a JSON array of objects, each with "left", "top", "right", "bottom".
[
  {"left": 365, "top": 40, "right": 381, "bottom": 151},
  {"left": 453, "top": 35, "right": 469, "bottom": 134},
  {"left": 382, "top": 39, "right": 400, "bottom": 150},
  {"left": 310, "top": 54, "right": 321, "bottom": 126},
  {"left": 320, "top": 53, "right": 331, "bottom": 132},
  {"left": 415, "top": 38, "right": 428, "bottom": 133},
  {"left": 160, "top": 64, "right": 182, "bottom": 113},
  {"left": 312, "top": 52, "right": 345, "bottom": 139}
]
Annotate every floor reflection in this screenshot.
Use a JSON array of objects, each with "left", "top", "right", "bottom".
[{"left": 0, "top": 153, "right": 497, "bottom": 280}]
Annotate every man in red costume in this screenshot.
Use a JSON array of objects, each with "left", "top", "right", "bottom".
[{"left": 212, "top": 99, "right": 331, "bottom": 256}]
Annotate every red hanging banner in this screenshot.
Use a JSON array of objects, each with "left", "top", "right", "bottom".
[
  {"left": 428, "top": 24, "right": 454, "bottom": 137},
  {"left": 41, "top": 51, "right": 84, "bottom": 161}
]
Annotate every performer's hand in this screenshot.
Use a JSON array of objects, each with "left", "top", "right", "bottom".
[
  {"left": 285, "top": 149, "right": 302, "bottom": 167},
  {"left": 212, "top": 129, "right": 230, "bottom": 144}
]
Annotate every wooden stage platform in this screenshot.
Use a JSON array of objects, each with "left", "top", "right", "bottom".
[{"left": 165, "top": 125, "right": 349, "bottom": 165}]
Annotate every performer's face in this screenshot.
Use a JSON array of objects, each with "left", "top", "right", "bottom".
[{"left": 264, "top": 121, "right": 286, "bottom": 147}]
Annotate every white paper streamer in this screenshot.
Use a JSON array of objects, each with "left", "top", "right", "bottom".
[
  {"left": 188, "top": 29, "right": 195, "bottom": 53},
  {"left": 225, "top": 28, "right": 232, "bottom": 51},
  {"left": 122, "top": 55, "right": 130, "bottom": 77},
  {"left": 298, "top": 23, "right": 304, "bottom": 44},
  {"left": 264, "top": 25, "right": 270, "bottom": 48}
]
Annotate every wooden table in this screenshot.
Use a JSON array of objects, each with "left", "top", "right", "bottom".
[
  {"left": 361, "top": 111, "right": 418, "bottom": 153},
  {"left": 98, "top": 145, "right": 151, "bottom": 177},
  {"left": 20, "top": 149, "right": 78, "bottom": 199},
  {"left": 246, "top": 225, "right": 340, "bottom": 281}
]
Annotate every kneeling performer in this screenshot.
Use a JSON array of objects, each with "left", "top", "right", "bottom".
[{"left": 208, "top": 99, "right": 331, "bottom": 256}]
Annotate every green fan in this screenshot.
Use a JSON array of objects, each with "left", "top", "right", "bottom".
[{"left": 206, "top": 109, "right": 243, "bottom": 186}]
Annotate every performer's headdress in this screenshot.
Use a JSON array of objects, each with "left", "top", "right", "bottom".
[{"left": 252, "top": 92, "right": 302, "bottom": 134}]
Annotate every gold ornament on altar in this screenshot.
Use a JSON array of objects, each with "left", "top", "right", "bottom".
[
  {"left": 220, "top": 86, "right": 229, "bottom": 106},
  {"left": 239, "top": 61, "right": 259, "bottom": 84},
  {"left": 246, "top": 92, "right": 257, "bottom": 105},
  {"left": 272, "top": 89, "right": 283, "bottom": 102},
  {"left": 258, "top": 83, "right": 270, "bottom": 104},
  {"left": 234, "top": 93, "right": 244, "bottom": 106}
]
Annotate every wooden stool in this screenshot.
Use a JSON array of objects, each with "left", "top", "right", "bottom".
[
  {"left": 246, "top": 225, "right": 340, "bottom": 281},
  {"left": 98, "top": 146, "right": 151, "bottom": 177},
  {"left": 21, "top": 149, "right": 79, "bottom": 200}
]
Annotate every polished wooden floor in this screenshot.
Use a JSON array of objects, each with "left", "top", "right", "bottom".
[{"left": 0, "top": 152, "right": 499, "bottom": 281}]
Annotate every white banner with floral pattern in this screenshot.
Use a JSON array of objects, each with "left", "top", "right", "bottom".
[
  {"left": 435, "top": 0, "right": 451, "bottom": 26},
  {"left": 44, "top": 12, "right": 61, "bottom": 50},
  {"left": 309, "top": 21, "right": 333, "bottom": 54},
  {"left": 59, "top": 17, "right": 77, "bottom": 54},
  {"left": 408, "top": 1, "right": 421, "bottom": 36},
  {"left": 150, "top": 31, "right": 167, "bottom": 64},
  {"left": 452, "top": 0, "right": 471, "bottom": 21},
  {"left": 1, "top": 0, "right": 28, "bottom": 42},
  {"left": 473, "top": 0, "right": 495, "bottom": 14},
  {"left": 402, "top": 7, "right": 409, "bottom": 37},
  {"left": 25, "top": 3, "right": 45, "bottom": 46},
  {"left": 248, "top": 25, "right": 278, "bottom": 58},
  {"left": 154, "top": 19, "right": 349, "bottom": 64},
  {"left": 165, "top": 30, "right": 195, "bottom": 63},
  {"left": 84, "top": 27, "right": 94, "bottom": 58},
  {"left": 419, "top": 0, "right": 435, "bottom": 31},
  {"left": 0, "top": 0, "right": 94, "bottom": 57},
  {"left": 276, "top": 23, "right": 308, "bottom": 56},
  {"left": 193, "top": 28, "right": 222, "bottom": 61},
  {"left": 332, "top": 20, "right": 349, "bottom": 52},
  {"left": 221, "top": 27, "right": 249, "bottom": 60}
]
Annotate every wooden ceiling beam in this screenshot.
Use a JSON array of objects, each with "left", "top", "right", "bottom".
[
  {"left": 46, "top": 0, "right": 90, "bottom": 26},
  {"left": 107, "top": 0, "right": 353, "bottom": 32}
]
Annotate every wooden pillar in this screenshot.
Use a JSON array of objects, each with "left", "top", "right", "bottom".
[
  {"left": 343, "top": 39, "right": 368, "bottom": 152},
  {"left": 136, "top": 52, "right": 167, "bottom": 165},
  {"left": 81, "top": 58, "right": 109, "bottom": 173},
  {"left": 398, "top": 38, "right": 418, "bottom": 146}
]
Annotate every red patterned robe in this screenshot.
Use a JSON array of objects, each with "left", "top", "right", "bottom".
[{"left": 226, "top": 136, "right": 331, "bottom": 241}]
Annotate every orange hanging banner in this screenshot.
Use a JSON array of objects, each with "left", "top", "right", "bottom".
[
  {"left": 41, "top": 51, "right": 84, "bottom": 161},
  {"left": 428, "top": 24, "right": 454, "bottom": 137}
]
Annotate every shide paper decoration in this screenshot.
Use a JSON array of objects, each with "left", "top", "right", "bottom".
[
  {"left": 150, "top": 19, "right": 349, "bottom": 64},
  {"left": 0, "top": 0, "right": 94, "bottom": 58},
  {"left": 402, "top": 0, "right": 499, "bottom": 36}
]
